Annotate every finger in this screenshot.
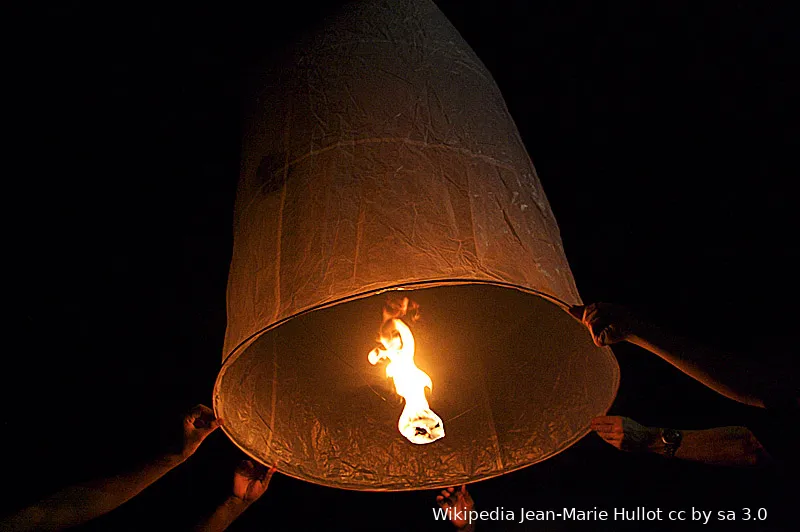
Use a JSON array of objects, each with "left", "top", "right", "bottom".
[
  {"left": 185, "top": 404, "right": 205, "bottom": 423},
  {"left": 591, "top": 416, "right": 621, "bottom": 425},
  {"left": 596, "top": 328, "right": 611, "bottom": 346},
  {"left": 596, "top": 420, "right": 623, "bottom": 431},
  {"left": 236, "top": 460, "right": 255, "bottom": 477},
  {"left": 586, "top": 320, "right": 600, "bottom": 336},
  {"left": 588, "top": 321, "right": 610, "bottom": 346},
  {"left": 594, "top": 431, "right": 623, "bottom": 441},
  {"left": 595, "top": 431, "right": 621, "bottom": 442},
  {"left": 205, "top": 418, "right": 221, "bottom": 432},
  {"left": 462, "top": 485, "right": 474, "bottom": 505},
  {"left": 194, "top": 422, "right": 221, "bottom": 443},
  {"left": 251, "top": 463, "right": 269, "bottom": 480},
  {"left": 441, "top": 489, "right": 452, "bottom": 498},
  {"left": 598, "top": 325, "right": 621, "bottom": 346},
  {"left": 599, "top": 438, "right": 623, "bottom": 449},
  {"left": 186, "top": 404, "right": 215, "bottom": 427},
  {"left": 189, "top": 404, "right": 213, "bottom": 418},
  {"left": 197, "top": 409, "right": 217, "bottom": 426},
  {"left": 583, "top": 303, "right": 601, "bottom": 325}
]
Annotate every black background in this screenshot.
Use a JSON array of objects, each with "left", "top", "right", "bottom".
[{"left": 6, "top": 1, "right": 798, "bottom": 530}]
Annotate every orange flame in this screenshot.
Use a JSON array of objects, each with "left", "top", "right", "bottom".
[{"left": 368, "top": 296, "right": 444, "bottom": 444}]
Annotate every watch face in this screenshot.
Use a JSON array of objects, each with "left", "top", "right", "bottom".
[{"left": 662, "top": 428, "right": 682, "bottom": 445}]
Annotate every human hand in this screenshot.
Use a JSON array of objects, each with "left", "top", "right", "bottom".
[
  {"left": 591, "top": 416, "right": 660, "bottom": 452},
  {"left": 182, "top": 404, "right": 222, "bottom": 459},
  {"left": 568, "top": 302, "right": 641, "bottom": 346},
  {"left": 233, "top": 460, "right": 276, "bottom": 504},
  {"left": 436, "top": 485, "right": 474, "bottom": 529}
]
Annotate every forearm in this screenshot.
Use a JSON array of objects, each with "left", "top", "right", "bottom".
[
  {"left": 658, "top": 426, "right": 771, "bottom": 467},
  {"left": 629, "top": 323, "right": 767, "bottom": 408},
  {"left": 4, "top": 453, "right": 186, "bottom": 531},
  {"left": 194, "top": 496, "right": 252, "bottom": 532}
]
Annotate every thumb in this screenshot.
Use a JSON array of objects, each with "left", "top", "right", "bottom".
[
  {"left": 263, "top": 464, "right": 278, "bottom": 486},
  {"left": 196, "top": 420, "right": 221, "bottom": 443},
  {"left": 568, "top": 305, "right": 586, "bottom": 322}
]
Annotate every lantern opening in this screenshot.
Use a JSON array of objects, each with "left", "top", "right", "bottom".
[{"left": 214, "top": 284, "right": 618, "bottom": 491}]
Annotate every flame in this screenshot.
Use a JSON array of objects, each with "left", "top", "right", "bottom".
[{"left": 368, "top": 297, "right": 445, "bottom": 444}]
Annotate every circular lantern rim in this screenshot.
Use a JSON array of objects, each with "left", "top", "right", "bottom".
[{"left": 213, "top": 279, "right": 620, "bottom": 492}]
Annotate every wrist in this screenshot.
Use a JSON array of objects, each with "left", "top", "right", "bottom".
[
  {"left": 626, "top": 319, "right": 651, "bottom": 343},
  {"left": 161, "top": 452, "right": 188, "bottom": 468},
  {"left": 638, "top": 427, "right": 664, "bottom": 453},
  {"left": 646, "top": 427, "right": 682, "bottom": 457},
  {"left": 628, "top": 318, "right": 670, "bottom": 346},
  {"left": 227, "top": 494, "right": 253, "bottom": 510}
]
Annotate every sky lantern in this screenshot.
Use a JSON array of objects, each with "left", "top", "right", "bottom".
[{"left": 213, "top": 0, "right": 619, "bottom": 491}]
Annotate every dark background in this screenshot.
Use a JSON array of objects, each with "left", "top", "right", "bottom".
[{"left": 6, "top": 1, "right": 797, "bottom": 530}]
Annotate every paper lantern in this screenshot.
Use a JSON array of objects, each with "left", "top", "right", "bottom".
[{"left": 213, "top": 0, "right": 618, "bottom": 491}]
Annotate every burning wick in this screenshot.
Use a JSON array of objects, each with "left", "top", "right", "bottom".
[{"left": 368, "top": 297, "right": 445, "bottom": 444}]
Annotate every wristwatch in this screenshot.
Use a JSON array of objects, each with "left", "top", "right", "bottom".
[{"left": 660, "top": 428, "right": 683, "bottom": 458}]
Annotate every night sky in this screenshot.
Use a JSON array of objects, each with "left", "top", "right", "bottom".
[{"left": 7, "top": 1, "right": 798, "bottom": 531}]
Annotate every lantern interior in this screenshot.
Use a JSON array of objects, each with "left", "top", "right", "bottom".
[{"left": 214, "top": 283, "right": 618, "bottom": 491}]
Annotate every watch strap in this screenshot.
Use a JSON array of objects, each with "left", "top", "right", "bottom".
[{"left": 660, "top": 428, "right": 682, "bottom": 458}]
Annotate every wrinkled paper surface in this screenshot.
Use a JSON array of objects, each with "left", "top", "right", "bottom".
[{"left": 214, "top": 0, "right": 619, "bottom": 491}]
